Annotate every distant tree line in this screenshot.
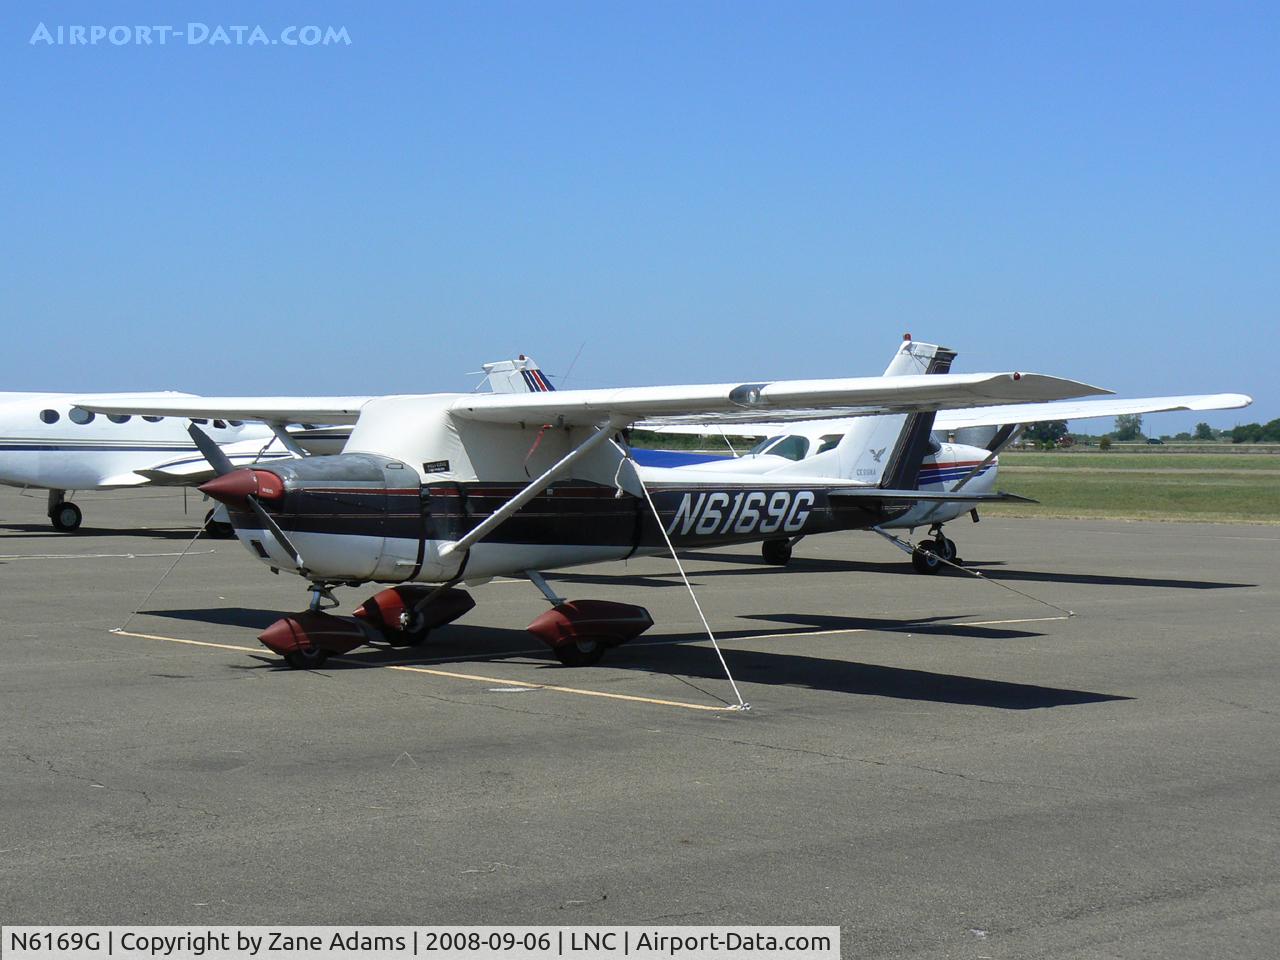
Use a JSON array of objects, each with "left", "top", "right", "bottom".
[{"left": 1227, "top": 418, "right": 1280, "bottom": 443}]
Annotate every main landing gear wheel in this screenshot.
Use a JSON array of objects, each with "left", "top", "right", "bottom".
[
  {"left": 911, "top": 535, "right": 956, "bottom": 574},
  {"left": 283, "top": 648, "right": 329, "bottom": 670},
  {"left": 203, "top": 508, "right": 235, "bottom": 539},
  {"left": 761, "top": 538, "right": 793, "bottom": 566},
  {"left": 384, "top": 613, "right": 431, "bottom": 648},
  {"left": 935, "top": 535, "right": 957, "bottom": 563},
  {"left": 50, "top": 502, "right": 82, "bottom": 532},
  {"left": 552, "top": 637, "right": 606, "bottom": 667}
]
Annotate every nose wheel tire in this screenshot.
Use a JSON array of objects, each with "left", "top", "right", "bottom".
[
  {"left": 911, "top": 536, "right": 956, "bottom": 574},
  {"left": 50, "top": 502, "right": 83, "bottom": 532},
  {"left": 551, "top": 638, "right": 606, "bottom": 667},
  {"left": 911, "top": 540, "right": 944, "bottom": 574},
  {"left": 761, "top": 538, "right": 793, "bottom": 566},
  {"left": 283, "top": 648, "right": 330, "bottom": 669}
]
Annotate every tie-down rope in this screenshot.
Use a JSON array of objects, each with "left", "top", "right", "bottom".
[
  {"left": 115, "top": 515, "right": 215, "bottom": 633},
  {"left": 871, "top": 526, "right": 1075, "bottom": 617},
  {"left": 115, "top": 437, "right": 285, "bottom": 633},
  {"left": 618, "top": 457, "right": 749, "bottom": 710}
]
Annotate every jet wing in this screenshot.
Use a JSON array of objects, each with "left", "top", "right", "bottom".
[
  {"left": 449, "top": 372, "right": 1108, "bottom": 427},
  {"left": 933, "top": 393, "right": 1253, "bottom": 430},
  {"left": 72, "top": 396, "right": 377, "bottom": 425}
]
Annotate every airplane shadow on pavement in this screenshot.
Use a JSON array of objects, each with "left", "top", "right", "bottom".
[
  {"left": 0, "top": 523, "right": 203, "bottom": 541},
  {"left": 148, "top": 607, "right": 1129, "bottom": 710},
  {"left": 674, "top": 551, "right": 1254, "bottom": 591},
  {"left": 607, "top": 641, "right": 1131, "bottom": 710}
]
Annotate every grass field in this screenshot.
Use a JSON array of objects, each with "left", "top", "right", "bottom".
[{"left": 992, "top": 452, "right": 1280, "bottom": 523}]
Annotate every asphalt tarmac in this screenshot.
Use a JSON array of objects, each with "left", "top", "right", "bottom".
[{"left": 2, "top": 487, "right": 1277, "bottom": 958}]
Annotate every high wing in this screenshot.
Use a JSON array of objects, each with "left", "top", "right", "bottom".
[
  {"left": 72, "top": 395, "right": 377, "bottom": 425},
  {"left": 72, "top": 372, "right": 1108, "bottom": 431},
  {"left": 449, "top": 372, "right": 1108, "bottom": 427},
  {"left": 933, "top": 393, "right": 1252, "bottom": 430}
]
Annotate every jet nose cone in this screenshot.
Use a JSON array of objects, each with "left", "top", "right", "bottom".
[{"left": 198, "top": 468, "right": 284, "bottom": 507}]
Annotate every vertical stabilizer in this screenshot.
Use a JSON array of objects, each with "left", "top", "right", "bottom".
[
  {"left": 482, "top": 356, "right": 556, "bottom": 394},
  {"left": 830, "top": 338, "right": 956, "bottom": 484}
]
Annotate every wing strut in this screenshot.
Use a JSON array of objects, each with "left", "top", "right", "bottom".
[
  {"left": 269, "top": 423, "right": 307, "bottom": 458},
  {"left": 950, "top": 423, "right": 1022, "bottom": 493}
]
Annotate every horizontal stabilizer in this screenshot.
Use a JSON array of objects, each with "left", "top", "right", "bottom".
[{"left": 829, "top": 488, "right": 1038, "bottom": 504}]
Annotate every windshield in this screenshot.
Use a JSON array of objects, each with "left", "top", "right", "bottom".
[
  {"left": 769, "top": 435, "right": 811, "bottom": 461},
  {"left": 748, "top": 435, "right": 784, "bottom": 456}
]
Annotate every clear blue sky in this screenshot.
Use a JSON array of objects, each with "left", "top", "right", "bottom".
[{"left": 3, "top": 2, "right": 1275, "bottom": 433}]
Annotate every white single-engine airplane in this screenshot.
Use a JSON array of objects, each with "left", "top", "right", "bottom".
[
  {"left": 79, "top": 360, "right": 1103, "bottom": 669},
  {"left": 0, "top": 357, "right": 550, "bottom": 533},
  {"left": 644, "top": 337, "right": 1252, "bottom": 572}
]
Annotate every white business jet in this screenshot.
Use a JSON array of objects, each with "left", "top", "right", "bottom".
[{"left": 0, "top": 356, "right": 552, "bottom": 533}]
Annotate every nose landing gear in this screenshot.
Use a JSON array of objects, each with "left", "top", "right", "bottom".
[
  {"left": 911, "top": 526, "right": 958, "bottom": 574},
  {"left": 202, "top": 506, "right": 235, "bottom": 539}
]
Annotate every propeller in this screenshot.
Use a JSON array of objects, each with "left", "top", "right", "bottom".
[
  {"left": 188, "top": 422, "right": 235, "bottom": 477},
  {"left": 191, "top": 423, "right": 309, "bottom": 574}
]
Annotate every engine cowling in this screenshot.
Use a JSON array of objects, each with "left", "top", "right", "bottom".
[{"left": 201, "top": 453, "right": 422, "bottom": 582}]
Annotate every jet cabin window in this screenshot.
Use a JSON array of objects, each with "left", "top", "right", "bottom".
[
  {"left": 69, "top": 408, "right": 94, "bottom": 425},
  {"left": 143, "top": 415, "right": 163, "bottom": 423},
  {"left": 108, "top": 414, "right": 131, "bottom": 424},
  {"left": 39, "top": 409, "right": 59, "bottom": 424}
]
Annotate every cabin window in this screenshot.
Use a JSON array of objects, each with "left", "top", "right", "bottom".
[
  {"left": 191, "top": 418, "right": 208, "bottom": 425},
  {"left": 108, "top": 414, "right": 132, "bottom": 424},
  {"left": 768, "top": 435, "right": 810, "bottom": 461},
  {"left": 143, "top": 415, "right": 164, "bottom": 422},
  {"left": 39, "top": 409, "right": 60, "bottom": 424},
  {"left": 213, "top": 419, "right": 226, "bottom": 429},
  {"left": 229, "top": 420, "right": 243, "bottom": 427},
  {"left": 816, "top": 434, "right": 843, "bottom": 454},
  {"left": 69, "top": 408, "right": 95, "bottom": 425}
]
